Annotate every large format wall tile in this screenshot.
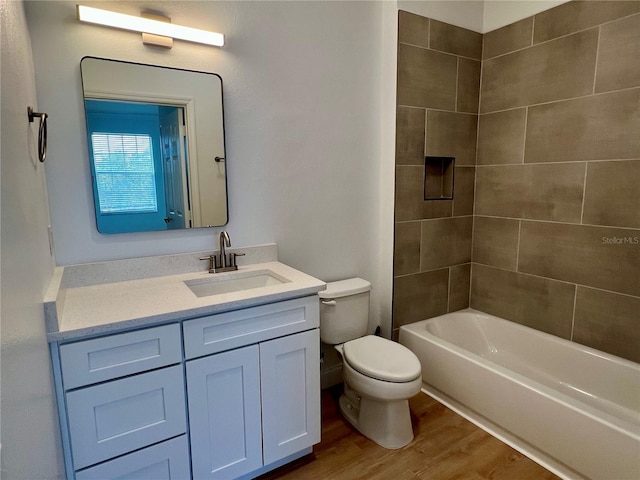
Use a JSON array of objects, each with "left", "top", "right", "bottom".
[
  {"left": 470, "top": 264, "right": 575, "bottom": 338},
  {"left": 452, "top": 167, "right": 475, "bottom": 216},
  {"left": 533, "top": 1, "right": 640, "bottom": 44},
  {"left": 480, "top": 29, "right": 598, "bottom": 113},
  {"left": 395, "top": 166, "right": 452, "bottom": 221},
  {"left": 420, "top": 217, "right": 472, "bottom": 270},
  {"left": 398, "top": 10, "right": 429, "bottom": 48},
  {"left": 472, "top": 216, "right": 519, "bottom": 270},
  {"left": 457, "top": 58, "right": 481, "bottom": 114},
  {"left": 477, "top": 108, "right": 526, "bottom": 165},
  {"left": 482, "top": 18, "right": 533, "bottom": 60},
  {"left": 525, "top": 89, "right": 640, "bottom": 163},
  {"left": 394, "top": 221, "right": 421, "bottom": 276},
  {"left": 395, "top": 106, "right": 425, "bottom": 166},
  {"left": 595, "top": 13, "right": 640, "bottom": 93},
  {"left": 582, "top": 160, "right": 640, "bottom": 228},
  {"left": 574, "top": 287, "right": 640, "bottom": 363},
  {"left": 397, "top": 43, "right": 457, "bottom": 109},
  {"left": 475, "top": 163, "right": 585, "bottom": 222},
  {"left": 430, "top": 19, "right": 482, "bottom": 59},
  {"left": 393, "top": 269, "right": 449, "bottom": 327},
  {"left": 449, "top": 263, "right": 471, "bottom": 311},
  {"left": 518, "top": 221, "right": 640, "bottom": 296},
  {"left": 426, "top": 111, "right": 478, "bottom": 166}
]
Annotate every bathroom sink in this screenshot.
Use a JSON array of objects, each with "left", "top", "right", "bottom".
[{"left": 184, "top": 270, "right": 290, "bottom": 298}]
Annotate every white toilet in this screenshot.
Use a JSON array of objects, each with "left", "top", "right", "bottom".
[{"left": 319, "top": 278, "right": 422, "bottom": 449}]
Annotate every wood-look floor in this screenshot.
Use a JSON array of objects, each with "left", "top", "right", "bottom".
[{"left": 260, "top": 386, "right": 560, "bottom": 480}]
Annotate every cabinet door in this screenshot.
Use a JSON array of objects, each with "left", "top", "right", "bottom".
[
  {"left": 260, "top": 329, "right": 321, "bottom": 465},
  {"left": 75, "top": 436, "right": 190, "bottom": 480},
  {"left": 187, "top": 345, "right": 262, "bottom": 479}
]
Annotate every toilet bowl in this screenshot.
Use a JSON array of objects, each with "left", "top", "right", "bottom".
[{"left": 319, "top": 278, "right": 422, "bottom": 449}]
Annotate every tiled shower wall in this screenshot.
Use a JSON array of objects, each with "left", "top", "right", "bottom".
[
  {"left": 472, "top": 1, "right": 640, "bottom": 362},
  {"left": 393, "top": 1, "right": 640, "bottom": 363},
  {"left": 393, "top": 12, "right": 481, "bottom": 337}
]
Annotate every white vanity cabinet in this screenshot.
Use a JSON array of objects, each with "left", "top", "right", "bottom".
[
  {"left": 52, "top": 294, "right": 321, "bottom": 480},
  {"left": 185, "top": 297, "right": 321, "bottom": 479},
  {"left": 55, "top": 324, "right": 190, "bottom": 479}
]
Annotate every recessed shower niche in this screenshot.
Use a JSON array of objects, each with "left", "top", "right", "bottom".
[{"left": 424, "top": 156, "right": 455, "bottom": 201}]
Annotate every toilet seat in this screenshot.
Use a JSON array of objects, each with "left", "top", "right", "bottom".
[{"left": 343, "top": 335, "right": 421, "bottom": 383}]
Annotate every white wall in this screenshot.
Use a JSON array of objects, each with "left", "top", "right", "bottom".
[
  {"left": 399, "top": 0, "right": 485, "bottom": 32},
  {"left": 24, "top": 0, "right": 567, "bottom": 342},
  {"left": 0, "top": 1, "right": 65, "bottom": 478},
  {"left": 26, "top": 0, "right": 391, "bottom": 328},
  {"left": 482, "top": 0, "right": 571, "bottom": 33},
  {"left": 398, "top": 0, "right": 572, "bottom": 33}
]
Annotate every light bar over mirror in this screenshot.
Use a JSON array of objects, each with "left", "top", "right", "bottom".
[{"left": 76, "top": 5, "right": 225, "bottom": 47}]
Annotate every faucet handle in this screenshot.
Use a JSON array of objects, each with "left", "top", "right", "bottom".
[
  {"left": 230, "top": 252, "right": 245, "bottom": 267},
  {"left": 199, "top": 255, "right": 218, "bottom": 272}
]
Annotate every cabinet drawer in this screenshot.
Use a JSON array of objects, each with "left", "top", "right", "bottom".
[
  {"left": 67, "top": 365, "right": 186, "bottom": 470},
  {"left": 183, "top": 296, "right": 319, "bottom": 359},
  {"left": 75, "top": 435, "right": 190, "bottom": 480},
  {"left": 60, "top": 324, "right": 182, "bottom": 389}
]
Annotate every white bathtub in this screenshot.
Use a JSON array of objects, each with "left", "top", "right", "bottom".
[{"left": 399, "top": 309, "right": 640, "bottom": 480}]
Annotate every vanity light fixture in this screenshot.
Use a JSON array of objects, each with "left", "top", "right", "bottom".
[{"left": 76, "top": 5, "right": 224, "bottom": 47}]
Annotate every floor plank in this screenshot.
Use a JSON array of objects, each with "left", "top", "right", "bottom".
[{"left": 259, "top": 387, "right": 560, "bottom": 480}]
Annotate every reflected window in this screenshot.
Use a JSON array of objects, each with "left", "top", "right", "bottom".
[{"left": 91, "top": 133, "right": 158, "bottom": 214}]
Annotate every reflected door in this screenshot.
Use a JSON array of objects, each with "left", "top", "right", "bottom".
[{"left": 159, "top": 107, "right": 189, "bottom": 229}]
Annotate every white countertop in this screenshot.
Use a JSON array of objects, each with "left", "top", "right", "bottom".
[{"left": 46, "top": 261, "right": 326, "bottom": 342}]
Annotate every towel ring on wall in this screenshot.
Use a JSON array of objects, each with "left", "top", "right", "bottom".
[{"left": 28, "top": 106, "right": 48, "bottom": 163}]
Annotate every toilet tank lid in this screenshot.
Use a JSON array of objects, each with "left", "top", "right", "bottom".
[{"left": 318, "top": 278, "right": 371, "bottom": 299}]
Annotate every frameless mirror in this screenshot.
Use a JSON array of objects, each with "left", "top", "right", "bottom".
[{"left": 80, "top": 57, "right": 228, "bottom": 234}]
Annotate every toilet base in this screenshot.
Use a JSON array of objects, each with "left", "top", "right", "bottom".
[{"left": 338, "top": 384, "right": 415, "bottom": 449}]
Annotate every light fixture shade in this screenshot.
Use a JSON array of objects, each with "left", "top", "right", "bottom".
[{"left": 76, "top": 5, "right": 224, "bottom": 47}]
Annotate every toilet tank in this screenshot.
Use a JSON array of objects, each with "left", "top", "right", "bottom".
[{"left": 318, "top": 278, "right": 371, "bottom": 345}]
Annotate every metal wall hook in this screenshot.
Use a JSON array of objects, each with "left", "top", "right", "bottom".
[{"left": 28, "top": 106, "right": 48, "bottom": 163}]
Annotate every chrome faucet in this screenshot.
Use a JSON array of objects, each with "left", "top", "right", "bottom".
[
  {"left": 200, "top": 230, "right": 245, "bottom": 273},
  {"left": 219, "top": 231, "right": 231, "bottom": 268}
]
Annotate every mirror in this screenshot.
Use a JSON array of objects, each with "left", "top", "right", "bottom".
[{"left": 80, "top": 57, "right": 228, "bottom": 234}]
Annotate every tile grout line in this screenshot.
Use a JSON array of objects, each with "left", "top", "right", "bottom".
[
  {"left": 483, "top": 10, "right": 640, "bottom": 62},
  {"left": 446, "top": 266, "right": 452, "bottom": 312},
  {"left": 522, "top": 107, "right": 528, "bottom": 164},
  {"left": 419, "top": 219, "right": 424, "bottom": 273},
  {"left": 470, "top": 44, "right": 483, "bottom": 308},
  {"left": 398, "top": 212, "right": 640, "bottom": 233},
  {"left": 474, "top": 85, "right": 639, "bottom": 116},
  {"left": 472, "top": 263, "right": 640, "bottom": 300},
  {"left": 401, "top": 81, "right": 639, "bottom": 115},
  {"left": 475, "top": 157, "right": 640, "bottom": 167},
  {"left": 580, "top": 162, "right": 589, "bottom": 224},
  {"left": 454, "top": 57, "right": 460, "bottom": 112},
  {"left": 592, "top": 26, "right": 601, "bottom": 95},
  {"left": 515, "top": 220, "right": 522, "bottom": 272},
  {"left": 395, "top": 262, "right": 472, "bottom": 278},
  {"left": 530, "top": 13, "right": 536, "bottom": 47},
  {"left": 570, "top": 285, "right": 578, "bottom": 341},
  {"left": 398, "top": 40, "right": 481, "bottom": 63},
  {"left": 465, "top": 214, "right": 640, "bottom": 232}
]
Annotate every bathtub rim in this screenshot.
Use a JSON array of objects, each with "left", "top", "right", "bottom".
[
  {"left": 417, "top": 308, "right": 640, "bottom": 371},
  {"left": 399, "top": 309, "right": 640, "bottom": 438}
]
